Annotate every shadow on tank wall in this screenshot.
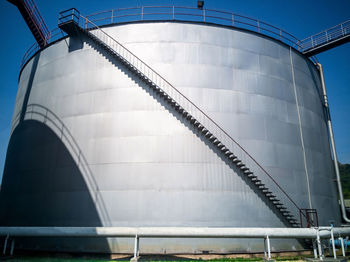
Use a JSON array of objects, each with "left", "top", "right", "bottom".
[{"left": 0, "top": 118, "right": 111, "bottom": 252}]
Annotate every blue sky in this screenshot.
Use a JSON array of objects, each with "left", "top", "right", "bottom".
[{"left": 0, "top": 0, "right": 349, "bottom": 182}]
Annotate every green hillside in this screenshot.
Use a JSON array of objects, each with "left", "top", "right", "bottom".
[{"left": 340, "top": 162, "right": 350, "bottom": 198}]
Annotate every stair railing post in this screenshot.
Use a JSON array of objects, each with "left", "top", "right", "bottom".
[
  {"left": 339, "top": 237, "right": 345, "bottom": 257},
  {"left": 2, "top": 234, "right": 9, "bottom": 255},
  {"left": 331, "top": 227, "right": 336, "bottom": 259},
  {"left": 10, "top": 239, "right": 15, "bottom": 256},
  {"left": 317, "top": 229, "right": 323, "bottom": 260},
  {"left": 266, "top": 235, "right": 271, "bottom": 260},
  {"left": 313, "top": 239, "right": 318, "bottom": 258},
  {"left": 133, "top": 234, "right": 139, "bottom": 258}
]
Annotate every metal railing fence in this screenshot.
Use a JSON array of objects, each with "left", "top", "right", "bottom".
[
  {"left": 1, "top": 226, "right": 349, "bottom": 260},
  {"left": 20, "top": 5, "right": 319, "bottom": 72},
  {"left": 299, "top": 20, "right": 350, "bottom": 51},
  {"left": 84, "top": 6, "right": 302, "bottom": 48},
  {"left": 20, "top": 28, "right": 64, "bottom": 69}
]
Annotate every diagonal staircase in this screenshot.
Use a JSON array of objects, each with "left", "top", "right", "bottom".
[
  {"left": 58, "top": 8, "right": 305, "bottom": 227},
  {"left": 8, "top": 0, "right": 50, "bottom": 48}
]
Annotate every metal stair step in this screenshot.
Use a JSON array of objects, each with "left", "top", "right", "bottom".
[
  {"left": 221, "top": 147, "right": 229, "bottom": 153},
  {"left": 193, "top": 120, "right": 200, "bottom": 126},
  {"left": 213, "top": 139, "right": 220, "bottom": 145},
  {"left": 228, "top": 154, "right": 235, "bottom": 159},
  {"left": 217, "top": 143, "right": 225, "bottom": 149},
  {"left": 178, "top": 107, "right": 184, "bottom": 113},
  {"left": 205, "top": 131, "right": 213, "bottom": 138},
  {"left": 208, "top": 135, "right": 216, "bottom": 142},
  {"left": 224, "top": 151, "right": 231, "bottom": 156},
  {"left": 247, "top": 174, "right": 257, "bottom": 178}
]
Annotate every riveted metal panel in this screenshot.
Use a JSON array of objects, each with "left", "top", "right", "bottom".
[{"left": 0, "top": 22, "right": 340, "bottom": 253}]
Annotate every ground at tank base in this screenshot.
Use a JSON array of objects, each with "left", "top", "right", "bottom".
[
  {"left": 304, "top": 258, "right": 348, "bottom": 262},
  {"left": 0, "top": 250, "right": 330, "bottom": 261}
]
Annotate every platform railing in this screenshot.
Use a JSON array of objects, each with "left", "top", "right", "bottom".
[
  {"left": 299, "top": 20, "right": 350, "bottom": 51},
  {"left": 84, "top": 6, "right": 302, "bottom": 49},
  {"left": 19, "top": 5, "right": 319, "bottom": 72}
]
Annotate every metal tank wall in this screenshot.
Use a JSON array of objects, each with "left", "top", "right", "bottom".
[{"left": 0, "top": 21, "right": 340, "bottom": 253}]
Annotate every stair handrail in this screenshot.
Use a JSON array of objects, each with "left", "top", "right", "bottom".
[
  {"left": 23, "top": 0, "right": 51, "bottom": 43},
  {"left": 59, "top": 9, "right": 307, "bottom": 223}
]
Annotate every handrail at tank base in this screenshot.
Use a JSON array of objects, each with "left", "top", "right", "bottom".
[
  {"left": 1, "top": 227, "right": 349, "bottom": 260},
  {"left": 0, "top": 226, "right": 349, "bottom": 238}
]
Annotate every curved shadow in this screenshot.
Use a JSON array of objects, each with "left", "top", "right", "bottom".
[
  {"left": 10, "top": 104, "right": 111, "bottom": 226},
  {"left": 0, "top": 119, "right": 110, "bottom": 252}
]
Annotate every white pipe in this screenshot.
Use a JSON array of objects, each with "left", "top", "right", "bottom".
[
  {"left": 0, "top": 227, "right": 350, "bottom": 239},
  {"left": 317, "top": 63, "right": 350, "bottom": 224},
  {"left": 331, "top": 228, "right": 336, "bottom": 259}
]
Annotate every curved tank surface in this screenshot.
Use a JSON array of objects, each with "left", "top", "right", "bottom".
[{"left": 0, "top": 21, "right": 341, "bottom": 253}]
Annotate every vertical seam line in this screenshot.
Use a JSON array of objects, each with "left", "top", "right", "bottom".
[{"left": 289, "top": 47, "right": 313, "bottom": 209}]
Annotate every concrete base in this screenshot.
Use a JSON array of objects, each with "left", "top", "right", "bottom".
[
  {"left": 263, "top": 259, "right": 275, "bottom": 262},
  {"left": 304, "top": 257, "right": 348, "bottom": 262},
  {"left": 130, "top": 256, "right": 140, "bottom": 262}
]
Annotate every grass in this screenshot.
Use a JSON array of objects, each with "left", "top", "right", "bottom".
[{"left": 3, "top": 256, "right": 306, "bottom": 262}]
